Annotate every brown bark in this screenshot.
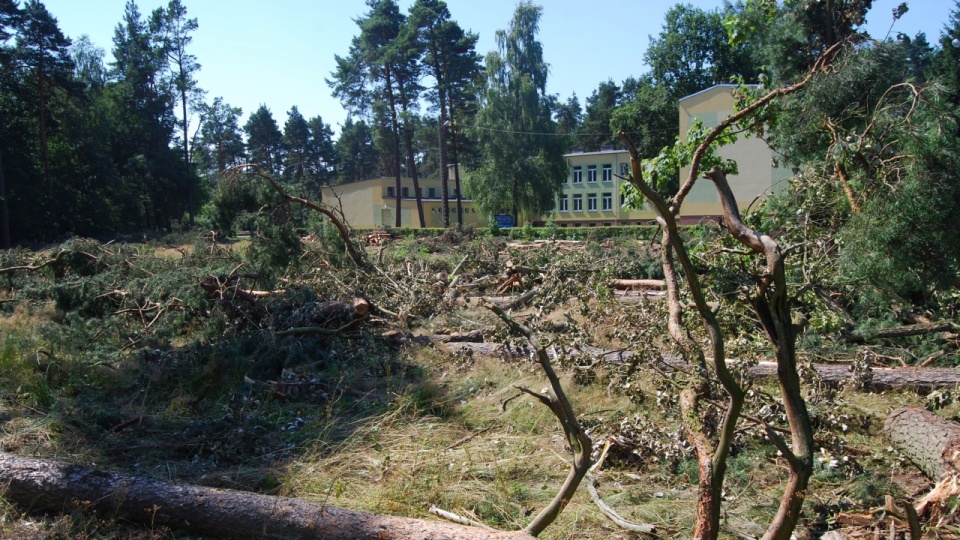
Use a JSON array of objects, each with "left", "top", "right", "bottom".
[
  {"left": 484, "top": 302, "right": 592, "bottom": 537},
  {"left": 0, "top": 452, "right": 532, "bottom": 540},
  {"left": 704, "top": 167, "right": 814, "bottom": 540},
  {"left": 885, "top": 407, "right": 960, "bottom": 480},
  {"left": 609, "top": 279, "right": 666, "bottom": 291}
]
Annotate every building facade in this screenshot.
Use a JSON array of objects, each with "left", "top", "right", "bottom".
[
  {"left": 319, "top": 177, "right": 484, "bottom": 229},
  {"left": 550, "top": 84, "right": 792, "bottom": 227},
  {"left": 550, "top": 148, "right": 656, "bottom": 227},
  {"left": 676, "top": 84, "right": 792, "bottom": 223}
]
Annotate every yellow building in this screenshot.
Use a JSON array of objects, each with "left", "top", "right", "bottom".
[
  {"left": 552, "top": 148, "right": 657, "bottom": 227},
  {"left": 319, "top": 177, "right": 485, "bottom": 229},
  {"left": 677, "top": 84, "right": 792, "bottom": 223},
  {"left": 551, "top": 85, "right": 791, "bottom": 227}
]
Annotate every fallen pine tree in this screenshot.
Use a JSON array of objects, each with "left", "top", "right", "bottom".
[
  {"left": 433, "top": 341, "right": 960, "bottom": 390},
  {"left": 885, "top": 407, "right": 960, "bottom": 526},
  {"left": 0, "top": 452, "right": 534, "bottom": 540}
]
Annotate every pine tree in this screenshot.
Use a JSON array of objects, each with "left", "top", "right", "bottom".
[
  {"left": 244, "top": 105, "right": 284, "bottom": 178},
  {"left": 330, "top": 0, "right": 414, "bottom": 227},
  {"left": 195, "top": 96, "right": 244, "bottom": 176},
  {"left": 16, "top": 0, "right": 72, "bottom": 192},
  {"left": 409, "top": 0, "right": 481, "bottom": 226},
  {"left": 151, "top": 0, "right": 201, "bottom": 223}
]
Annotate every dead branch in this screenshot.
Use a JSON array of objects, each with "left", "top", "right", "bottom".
[
  {"left": 0, "top": 249, "right": 66, "bottom": 275},
  {"left": 236, "top": 165, "right": 366, "bottom": 267},
  {"left": 586, "top": 473, "right": 656, "bottom": 534},
  {"left": 484, "top": 302, "right": 592, "bottom": 537}
]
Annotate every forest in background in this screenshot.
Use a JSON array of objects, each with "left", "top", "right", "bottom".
[{"left": 1, "top": 0, "right": 957, "bottom": 241}]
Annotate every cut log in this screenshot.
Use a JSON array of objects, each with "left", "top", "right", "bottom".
[
  {"left": 843, "top": 321, "right": 957, "bottom": 344},
  {"left": 609, "top": 279, "right": 666, "bottom": 291},
  {"left": 885, "top": 408, "right": 960, "bottom": 480},
  {"left": 0, "top": 452, "right": 533, "bottom": 540},
  {"left": 437, "top": 342, "right": 960, "bottom": 390}
]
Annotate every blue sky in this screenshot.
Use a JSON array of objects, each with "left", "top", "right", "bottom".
[{"left": 38, "top": 0, "right": 956, "bottom": 137}]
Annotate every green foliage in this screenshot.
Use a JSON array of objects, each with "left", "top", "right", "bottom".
[
  {"left": 466, "top": 1, "right": 567, "bottom": 219},
  {"left": 644, "top": 3, "right": 759, "bottom": 100}
]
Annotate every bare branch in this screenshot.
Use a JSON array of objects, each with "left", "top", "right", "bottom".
[{"left": 484, "top": 302, "right": 592, "bottom": 537}]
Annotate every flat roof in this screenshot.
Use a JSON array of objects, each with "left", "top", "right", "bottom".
[
  {"left": 679, "top": 83, "right": 759, "bottom": 102},
  {"left": 564, "top": 148, "right": 628, "bottom": 157}
]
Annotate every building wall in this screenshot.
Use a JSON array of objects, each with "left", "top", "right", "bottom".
[
  {"left": 677, "top": 85, "right": 791, "bottom": 223},
  {"left": 321, "top": 177, "right": 485, "bottom": 229}
]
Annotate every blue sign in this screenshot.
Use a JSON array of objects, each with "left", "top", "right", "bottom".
[{"left": 495, "top": 214, "right": 515, "bottom": 229}]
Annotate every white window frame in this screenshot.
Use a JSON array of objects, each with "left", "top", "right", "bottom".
[
  {"left": 587, "top": 165, "right": 597, "bottom": 182},
  {"left": 572, "top": 166, "right": 582, "bottom": 183},
  {"left": 587, "top": 193, "right": 597, "bottom": 211},
  {"left": 559, "top": 196, "right": 568, "bottom": 212},
  {"left": 602, "top": 192, "right": 613, "bottom": 211},
  {"left": 602, "top": 164, "right": 612, "bottom": 182},
  {"left": 573, "top": 194, "right": 583, "bottom": 211}
]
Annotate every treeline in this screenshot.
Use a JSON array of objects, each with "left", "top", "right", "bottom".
[
  {"left": 2, "top": 0, "right": 960, "bottom": 253},
  {"left": 0, "top": 0, "right": 201, "bottom": 246}
]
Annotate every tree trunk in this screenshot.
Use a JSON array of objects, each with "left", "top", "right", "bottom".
[
  {"left": 0, "top": 145, "right": 10, "bottom": 248},
  {"left": 843, "top": 321, "right": 956, "bottom": 344},
  {"left": 440, "top": 339, "right": 960, "bottom": 390},
  {"left": 440, "top": 116, "right": 450, "bottom": 227},
  {"left": 181, "top": 86, "right": 194, "bottom": 225},
  {"left": 0, "top": 452, "right": 533, "bottom": 540},
  {"left": 384, "top": 66, "right": 403, "bottom": 228},
  {"left": 450, "top": 108, "right": 464, "bottom": 226},
  {"left": 609, "top": 279, "right": 666, "bottom": 291},
  {"left": 38, "top": 56, "right": 52, "bottom": 193},
  {"left": 885, "top": 407, "right": 960, "bottom": 480}
]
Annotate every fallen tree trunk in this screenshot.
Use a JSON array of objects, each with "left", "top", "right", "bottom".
[
  {"left": 0, "top": 452, "right": 532, "bottom": 540},
  {"left": 437, "top": 342, "right": 960, "bottom": 390},
  {"left": 885, "top": 408, "right": 960, "bottom": 480},
  {"left": 843, "top": 321, "right": 957, "bottom": 344},
  {"left": 609, "top": 279, "right": 665, "bottom": 291}
]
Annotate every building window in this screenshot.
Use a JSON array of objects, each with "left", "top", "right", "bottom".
[
  {"left": 587, "top": 193, "right": 597, "bottom": 211},
  {"left": 588, "top": 222, "right": 596, "bottom": 227},
  {"left": 620, "top": 163, "right": 629, "bottom": 176},
  {"left": 386, "top": 186, "right": 395, "bottom": 198},
  {"left": 559, "top": 196, "right": 568, "bottom": 212},
  {"left": 572, "top": 166, "right": 582, "bottom": 183},
  {"left": 602, "top": 164, "right": 612, "bottom": 182},
  {"left": 402, "top": 187, "right": 410, "bottom": 198},
  {"left": 602, "top": 192, "right": 613, "bottom": 211},
  {"left": 603, "top": 222, "right": 612, "bottom": 227},
  {"left": 573, "top": 194, "right": 583, "bottom": 211},
  {"left": 587, "top": 165, "right": 597, "bottom": 182},
  {"left": 428, "top": 187, "right": 436, "bottom": 198}
]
